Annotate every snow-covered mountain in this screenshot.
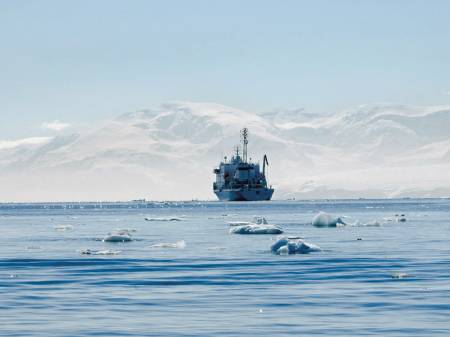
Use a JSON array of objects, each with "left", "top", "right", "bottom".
[{"left": 1, "top": 101, "right": 449, "bottom": 201}]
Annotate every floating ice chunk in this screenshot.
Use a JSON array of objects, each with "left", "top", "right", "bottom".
[
  {"left": 352, "top": 220, "right": 382, "bottom": 227},
  {"left": 150, "top": 240, "right": 186, "bottom": 249},
  {"left": 253, "top": 216, "right": 269, "bottom": 225},
  {"left": 116, "top": 228, "right": 137, "bottom": 233},
  {"left": 80, "top": 249, "right": 122, "bottom": 255},
  {"left": 228, "top": 221, "right": 252, "bottom": 227},
  {"left": 230, "top": 224, "right": 283, "bottom": 234},
  {"left": 103, "top": 230, "right": 133, "bottom": 242},
  {"left": 54, "top": 224, "right": 74, "bottom": 231},
  {"left": 144, "top": 217, "right": 182, "bottom": 221},
  {"left": 229, "top": 217, "right": 271, "bottom": 227},
  {"left": 312, "top": 212, "right": 346, "bottom": 227},
  {"left": 395, "top": 214, "right": 407, "bottom": 222},
  {"left": 391, "top": 272, "right": 412, "bottom": 279},
  {"left": 271, "top": 236, "right": 321, "bottom": 255}
]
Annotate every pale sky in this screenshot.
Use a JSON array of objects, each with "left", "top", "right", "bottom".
[{"left": 1, "top": 0, "right": 450, "bottom": 138}]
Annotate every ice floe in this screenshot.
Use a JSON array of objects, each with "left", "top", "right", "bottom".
[
  {"left": 144, "top": 217, "right": 182, "bottom": 221},
  {"left": 150, "top": 240, "right": 186, "bottom": 249},
  {"left": 103, "top": 230, "right": 133, "bottom": 242},
  {"left": 391, "top": 272, "right": 412, "bottom": 279},
  {"left": 271, "top": 236, "right": 321, "bottom": 255},
  {"left": 53, "top": 224, "right": 74, "bottom": 231},
  {"left": 395, "top": 214, "right": 407, "bottom": 222},
  {"left": 80, "top": 249, "right": 122, "bottom": 255},
  {"left": 351, "top": 220, "right": 383, "bottom": 227},
  {"left": 312, "top": 212, "right": 346, "bottom": 227},
  {"left": 229, "top": 217, "right": 283, "bottom": 234},
  {"left": 230, "top": 224, "right": 283, "bottom": 234},
  {"left": 229, "top": 216, "right": 272, "bottom": 226},
  {"left": 115, "top": 228, "right": 137, "bottom": 233}
]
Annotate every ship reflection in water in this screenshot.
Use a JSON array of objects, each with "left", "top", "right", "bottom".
[{"left": 213, "top": 128, "right": 274, "bottom": 201}]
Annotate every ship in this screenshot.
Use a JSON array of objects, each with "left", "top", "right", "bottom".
[{"left": 213, "top": 128, "right": 274, "bottom": 201}]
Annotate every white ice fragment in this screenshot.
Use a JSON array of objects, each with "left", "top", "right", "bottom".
[
  {"left": 230, "top": 224, "right": 283, "bottom": 234},
  {"left": 144, "top": 217, "right": 182, "bottom": 221},
  {"left": 228, "top": 221, "right": 252, "bottom": 227},
  {"left": 391, "top": 272, "right": 412, "bottom": 279},
  {"left": 150, "top": 240, "right": 186, "bottom": 249},
  {"left": 271, "top": 236, "right": 321, "bottom": 255},
  {"left": 54, "top": 224, "right": 74, "bottom": 231},
  {"left": 103, "top": 230, "right": 133, "bottom": 242},
  {"left": 80, "top": 249, "right": 122, "bottom": 255},
  {"left": 312, "top": 212, "right": 346, "bottom": 227},
  {"left": 395, "top": 214, "right": 407, "bottom": 222},
  {"left": 351, "top": 220, "right": 383, "bottom": 227},
  {"left": 116, "top": 228, "right": 137, "bottom": 233},
  {"left": 253, "top": 216, "right": 269, "bottom": 224}
]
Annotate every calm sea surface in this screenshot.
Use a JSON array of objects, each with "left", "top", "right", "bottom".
[{"left": 1, "top": 199, "right": 450, "bottom": 336}]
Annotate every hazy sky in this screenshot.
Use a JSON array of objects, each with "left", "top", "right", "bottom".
[{"left": 1, "top": 0, "right": 450, "bottom": 138}]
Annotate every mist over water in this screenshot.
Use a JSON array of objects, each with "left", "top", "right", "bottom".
[{"left": 1, "top": 199, "right": 450, "bottom": 336}]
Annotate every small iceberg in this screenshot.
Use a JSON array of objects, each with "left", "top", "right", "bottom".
[
  {"left": 103, "top": 230, "right": 133, "bottom": 242},
  {"left": 144, "top": 217, "right": 182, "bottom": 221},
  {"left": 312, "top": 212, "right": 346, "bottom": 227},
  {"left": 150, "top": 240, "right": 186, "bottom": 249},
  {"left": 54, "top": 224, "right": 74, "bottom": 231},
  {"left": 391, "top": 272, "right": 412, "bottom": 279},
  {"left": 352, "top": 220, "right": 383, "bottom": 227},
  {"left": 228, "top": 216, "right": 269, "bottom": 227},
  {"left": 229, "top": 217, "right": 283, "bottom": 234},
  {"left": 230, "top": 224, "right": 283, "bottom": 235},
  {"left": 80, "top": 249, "right": 122, "bottom": 255},
  {"left": 271, "top": 236, "right": 321, "bottom": 255},
  {"left": 229, "top": 216, "right": 270, "bottom": 225},
  {"left": 395, "top": 214, "right": 407, "bottom": 222}
]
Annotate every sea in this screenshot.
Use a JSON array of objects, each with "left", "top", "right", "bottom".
[{"left": 1, "top": 199, "right": 450, "bottom": 337}]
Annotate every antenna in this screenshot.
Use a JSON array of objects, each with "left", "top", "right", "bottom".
[
  {"left": 234, "top": 145, "right": 240, "bottom": 157},
  {"left": 240, "top": 128, "right": 248, "bottom": 163}
]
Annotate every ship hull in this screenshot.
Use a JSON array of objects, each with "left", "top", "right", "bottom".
[{"left": 214, "top": 188, "right": 274, "bottom": 201}]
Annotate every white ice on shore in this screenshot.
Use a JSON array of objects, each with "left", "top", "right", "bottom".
[
  {"left": 271, "top": 236, "right": 321, "bottom": 255},
  {"left": 312, "top": 212, "right": 346, "bottom": 227}
]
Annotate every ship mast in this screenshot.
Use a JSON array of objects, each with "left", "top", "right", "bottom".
[{"left": 240, "top": 128, "right": 248, "bottom": 163}]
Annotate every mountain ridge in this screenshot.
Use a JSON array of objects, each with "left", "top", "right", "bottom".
[{"left": 1, "top": 101, "right": 449, "bottom": 201}]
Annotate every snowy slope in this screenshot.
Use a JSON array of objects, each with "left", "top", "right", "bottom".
[{"left": 0, "top": 102, "right": 449, "bottom": 201}]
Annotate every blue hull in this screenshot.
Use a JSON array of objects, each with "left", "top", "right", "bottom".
[{"left": 214, "top": 188, "right": 274, "bottom": 201}]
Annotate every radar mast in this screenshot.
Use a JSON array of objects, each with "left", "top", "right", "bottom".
[{"left": 240, "top": 128, "right": 249, "bottom": 163}]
